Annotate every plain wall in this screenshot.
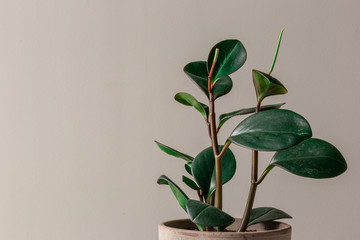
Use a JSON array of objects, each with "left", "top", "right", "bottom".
[{"left": 0, "top": 0, "right": 358, "bottom": 239}]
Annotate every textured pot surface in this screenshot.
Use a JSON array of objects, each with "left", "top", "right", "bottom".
[{"left": 159, "top": 218, "right": 291, "bottom": 240}]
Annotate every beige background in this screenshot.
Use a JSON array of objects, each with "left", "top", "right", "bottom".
[{"left": 0, "top": 0, "right": 358, "bottom": 239}]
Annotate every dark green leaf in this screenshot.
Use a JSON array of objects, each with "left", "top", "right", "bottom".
[
  {"left": 185, "top": 161, "right": 193, "bottom": 176},
  {"left": 207, "top": 40, "right": 247, "bottom": 82},
  {"left": 183, "top": 176, "right": 200, "bottom": 190},
  {"left": 175, "top": 92, "right": 208, "bottom": 119},
  {"left": 157, "top": 175, "right": 189, "bottom": 212},
  {"left": 270, "top": 138, "right": 347, "bottom": 178},
  {"left": 229, "top": 109, "right": 312, "bottom": 151},
  {"left": 248, "top": 207, "right": 292, "bottom": 227},
  {"left": 155, "top": 141, "right": 194, "bottom": 162},
  {"left": 192, "top": 146, "right": 236, "bottom": 201},
  {"left": 218, "top": 103, "right": 285, "bottom": 129},
  {"left": 186, "top": 200, "right": 235, "bottom": 227},
  {"left": 252, "top": 70, "right": 287, "bottom": 102},
  {"left": 184, "top": 61, "right": 233, "bottom": 99}
]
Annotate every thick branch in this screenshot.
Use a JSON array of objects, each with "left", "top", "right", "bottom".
[{"left": 208, "top": 48, "right": 222, "bottom": 210}]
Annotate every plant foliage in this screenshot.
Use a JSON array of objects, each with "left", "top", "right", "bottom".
[{"left": 156, "top": 30, "right": 347, "bottom": 232}]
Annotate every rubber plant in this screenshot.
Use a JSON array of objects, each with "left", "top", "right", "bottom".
[{"left": 155, "top": 30, "right": 347, "bottom": 232}]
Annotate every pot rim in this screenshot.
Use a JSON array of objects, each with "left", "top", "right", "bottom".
[{"left": 159, "top": 218, "right": 292, "bottom": 236}]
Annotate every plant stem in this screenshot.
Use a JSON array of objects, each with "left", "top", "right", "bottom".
[
  {"left": 238, "top": 150, "right": 259, "bottom": 231},
  {"left": 238, "top": 30, "right": 284, "bottom": 231},
  {"left": 256, "top": 166, "right": 274, "bottom": 185},
  {"left": 218, "top": 141, "right": 231, "bottom": 160},
  {"left": 239, "top": 181, "right": 258, "bottom": 231},
  {"left": 238, "top": 101, "right": 262, "bottom": 231},
  {"left": 209, "top": 83, "right": 221, "bottom": 209},
  {"left": 208, "top": 48, "right": 222, "bottom": 210}
]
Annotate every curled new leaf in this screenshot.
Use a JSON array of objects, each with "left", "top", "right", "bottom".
[
  {"left": 155, "top": 141, "right": 194, "bottom": 162},
  {"left": 207, "top": 40, "right": 247, "bottom": 83},
  {"left": 270, "top": 138, "right": 347, "bottom": 178},
  {"left": 184, "top": 61, "right": 233, "bottom": 99},
  {"left": 229, "top": 109, "right": 312, "bottom": 151},
  {"left": 269, "top": 28, "right": 285, "bottom": 74},
  {"left": 253, "top": 70, "right": 287, "bottom": 102},
  {"left": 175, "top": 92, "right": 208, "bottom": 119},
  {"left": 192, "top": 146, "right": 236, "bottom": 201},
  {"left": 218, "top": 103, "right": 285, "bottom": 129},
  {"left": 248, "top": 207, "right": 292, "bottom": 227},
  {"left": 157, "top": 175, "right": 189, "bottom": 212},
  {"left": 186, "top": 200, "right": 235, "bottom": 227}
]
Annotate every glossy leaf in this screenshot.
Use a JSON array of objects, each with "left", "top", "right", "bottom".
[
  {"left": 207, "top": 40, "right": 247, "bottom": 83},
  {"left": 184, "top": 61, "right": 233, "bottom": 99},
  {"left": 248, "top": 207, "right": 292, "bottom": 227},
  {"left": 218, "top": 103, "right": 285, "bottom": 129},
  {"left": 229, "top": 109, "right": 312, "bottom": 151},
  {"left": 175, "top": 92, "right": 208, "bottom": 119},
  {"left": 183, "top": 176, "right": 200, "bottom": 190},
  {"left": 192, "top": 146, "right": 236, "bottom": 201},
  {"left": 155, "top": 141, "right": 194, "bottom": 162},
  {"left": 185, "top": 161, "right": 193, "bottom": 176},
  {"left": 253, "top": 70, "right": 287, "bottom": 102},
  {"left": 186, "top": 200, "right": 235, "bottom": 227},
  {"left": 270, "top": 138, "right": 347, "bottom": 178},
  {"left": 157, "top": 175, "right": 189, "bottom": 212}
]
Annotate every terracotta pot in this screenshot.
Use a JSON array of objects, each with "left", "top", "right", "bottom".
[{"left": 159, "top": 218, "right": 291, "bottom": 240}]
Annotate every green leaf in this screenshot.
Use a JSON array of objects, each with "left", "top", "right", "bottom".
[
  {"left": 184, "top": 61, "right": 233, "bottom": 99},
  {"left": 270, "top": 138, "right": 347, "bottom": 178},
  {"left": 185, "top": 161, "right": 193, "bottom": 176},
  {"left": 252, "top": 70, "right": 287, "bottom": 102},
  {"left": 207, "top": 40, "right": 247, "bottom": 83},
  {"left": 218, "top": 103, "right": 285, "bottom": 129},
  {"left": 183, "top": 176, "right": 200, "bottom": 190},
  {"left": 269, "top": 28, "right": 285, "bottom": 74},
  {"left": 192, "top": 146, "right": 236, "bottom": 201},
  {"left": 155, "top": 141, "right": 194, "bottom": 162},
  {"left": 229, "top": 109, "right": 312, "bottom": 151},
  {"left": 185, "top": 162, "right": 192, "bottom": 176},
  {"left": 175, "top": 92, "right": 208, "bottom": 119},
  {"left": 248, "top": 207, "right": 292, "bottom": 227},
  {"left": 157, "top": 175, "right": 189, "bottom": 212},
  {"left": 186, "top": 200, "right": 235, "bottom": 227}
]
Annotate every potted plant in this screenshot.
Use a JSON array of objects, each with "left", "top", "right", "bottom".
[{"left": 155, "top": 30, "right": 347, "bottom": 240}]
